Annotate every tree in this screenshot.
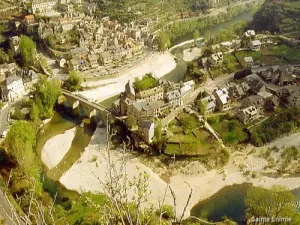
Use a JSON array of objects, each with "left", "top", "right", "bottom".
[
  {"left": 153, "top": 121, "right": 166, "bottom": 154},
  {"left": 125, "top": 115, "right": 137, "bottom": 129},
  {"left": 30, "top": 103, "right": 41, "bottom": 123},
  {"left": 19, "top": 35, "right": 36, "bottom": 66},
  {"left": 0, "top": 49, "right": 9, "bottom": 64},
  {"left": 204, "top": 29, "right": 211, "bottom": 44},
  {"left": 64, "top": 70, "right": 82, "bottom": 92},
  {"left": 245, "top": 185, "right": 299, "bottom": 223},
  {"left": 193, "top": 30, "right": 200, "bottom": 46},
  {"left": 35, "top": 76, "right": 61, "bottom": 119},
  {"left": 198, "top": 100, "right": 208, "bottom": 119},
  {"left": 157, "top": 31, "right": 171, "bottom": 51}
]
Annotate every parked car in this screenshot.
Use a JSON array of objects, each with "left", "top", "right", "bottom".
[{"left": 1, "top": 130, "right": 8, "bottom": 138}]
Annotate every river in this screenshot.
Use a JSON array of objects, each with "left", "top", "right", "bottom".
[
  {"left": 171, "top": 10, "right": 255, "bottom": 46},
  {"left": 190, "top": 183, "right": 300, "bottom": 225},
  {"left": 163, "top": 10, "right": 254, "bottom": 83},
  {"left": 36, "top": 8, "right": 257, "bottom": 218}
]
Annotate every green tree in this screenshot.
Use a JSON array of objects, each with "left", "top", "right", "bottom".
[
  {"left": 19, "top": 35, "right": 36, "bottom": 66},
  {"left": 198, "top": 100, "right": 208, "bottom": 118},
  {"left": 193, "top": 30, "right": 200, "bottom": 46},
  {"left": 64, "top": 70, "right": 82, "bottom": 92},
  {"left": 125, "top": 115, "right": 137, "bottom": 129},
  {"left": 245, "top": 185, "right": 299, "bottom": 222},
  {"left": 30, "top": 103, "right": 41, "bottom": 123},
  {"left": 0, "top": 49, "right": 9, "bottom": 64},
  {"left": 4, "top": 121, "right": 40, "bottom": 182},
  {"left": 204, "top": 29, "right": 211, "bottom": 44},
  {"left": 35, "top": 76, "right": 61, "bottom": 118},
  {"left": 157, "top": 31, "right": 171, "bottom": 51},
  {"left": 11, "top": 109, "right": 25, "bottom": 120}
]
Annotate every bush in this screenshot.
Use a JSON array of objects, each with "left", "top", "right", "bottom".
[
  {"left": 250, "top": 107, "right": 300, "bottom": 146},
  {"left": 133, "top": 73, "right": 158, "bottom": 92}
]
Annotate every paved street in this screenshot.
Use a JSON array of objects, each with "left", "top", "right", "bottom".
[{"left": 0, "top": 190, "right": 24, "bottom": 225}]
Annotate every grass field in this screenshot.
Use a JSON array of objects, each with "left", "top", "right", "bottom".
[
  {"left": 207, "top": 114, "right": 248, "bottom": 145},
  {"left": 100, "top": 94, "right": 120, "bottom": 108},
  {"left": 166, "top": 116, "right": 219, "bottom": 156},
  {"left": 235, "top": 44, "right": 300, "bottom": 66}
]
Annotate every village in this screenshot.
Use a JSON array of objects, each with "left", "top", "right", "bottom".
[{"left": 1, "top": 0, "right": 300, "bottom": 224}]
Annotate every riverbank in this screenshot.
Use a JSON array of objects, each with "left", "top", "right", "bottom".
[
  {"left": 58, "top": 128, "right": 300, "bottom": 219},
  {"left": 41, "top": 127, "right": 76, "bottom": 169},
  {"left": 79, "top": 51, "right": 176, "bottom": 102}
]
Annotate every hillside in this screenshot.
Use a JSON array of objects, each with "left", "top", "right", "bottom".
[
  {"left": 249, "top": 0, "right": 300, "bottom": 33},
  {"left": 95, "top": 0, "right": 243, "bottom": 22}
]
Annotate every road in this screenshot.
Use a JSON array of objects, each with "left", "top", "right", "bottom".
[
  {"left": 0, "top": 190, "right": 25, "bottom": 225},
  {"left": 0, "top": 100, "right": 23, "bottom": 144}
]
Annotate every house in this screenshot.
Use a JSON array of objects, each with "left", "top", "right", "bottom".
[
  {"left": 209, "top": 52, "right": 223, "bottom": 66},
  {"left": 164, "top": 90, "right": 181, "bottom": 108},
  {"left": 180, "top": 80, "right": 195, "bottom": 101},
  {"left": 9, "top": 36, "right": 20, "bottom": 55},
  {"left": 70, "top": 47, "right": 89, "bottom": 59},
  {"left": 24, "top": 15, "right": 35, "bottom": 25},
  {"left": 69, "top": 59, "right": 80, "bottom": 71},
  {"left": 0, "top": 75, "right": 25, "bottom": 102},
  {"left": 88, "top": 54, "right": 98, "bottom": 68},
  {"left": 265, "top": 95, "right": 280, "bottom": 111},
  {"left": 31, "top": 0, "right": 58, "bottom": 14},
  {"left": 228, "top": 82, "right": 251, "bottom": 99},
  {"left": 136, "top": 86, "right": 164, "bottom": 103},
  {"left": 242, "top": 95, "right": 265, "bottom": 110},
  {"left": 287, "top": 86, "right": 300, "bottom": 107},
  {"left": 236, "top": 106, "right": 259, "bottom": 124},
  {"left": 0, "top": 63, "right": 17, "bottom": 77},
  {"left": 249, "top": 40, "right": 261, "bottom": 51},
  {"left": 243, "top": 57, "right": 253, "bottom": 68},
  {"left": 244, "top": 30, "right": 256, "bottom": 38},
  {"left": 259, "top": 66, "right": 294, "bottom": 86},
  {"left": 214, "top": 88, "right": 230, "bottom": 111},
  {"left": 21, "top": 69, "right": 39, "bottom": 91},
  {"left": 244, "top": 74, "right": 266, "bottom": 94},
  {"left": 138, "top": 120, "right": 155, "bottom": 143},
  {"left": 201, "top": 95, "right": 216, "bottom": 113},
  {"left": 99, "top": 52, "right": 113, "bottom": 65}
]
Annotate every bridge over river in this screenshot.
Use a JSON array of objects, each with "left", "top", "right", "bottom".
[{"left": 61, "top": 89, "right": 113, "bottom": 125}]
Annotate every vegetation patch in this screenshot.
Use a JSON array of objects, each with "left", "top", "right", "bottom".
[
  {"left": 208, "top": 114, "right": 248, "bottom": 145},
  {"left": 250, "top": 107, "right": 300, "bottom": 146},
  {"left": 166, "top": 115, "right": 219, "bottom": 156},
  {"left": 134, "top": 73, "right": 159, "bottom": 92}
]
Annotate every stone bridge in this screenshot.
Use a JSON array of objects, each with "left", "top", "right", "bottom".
[{"left": 61, "top": 89, "right": 112, "bottom": 126}]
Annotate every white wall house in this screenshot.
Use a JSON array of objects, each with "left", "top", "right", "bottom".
[
  {"left": 32, "top": 0, "right": 58, "bottom": 14},
  {"left": 0, "top": 76, "right": 25, "bottom": 103},
  {"left": 249, "top": 40, "right": 261, "bottom": 51}
]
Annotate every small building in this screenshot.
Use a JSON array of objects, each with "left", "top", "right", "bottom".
[
  {"left": 99, "top": 52, "right": 113, "bottom": 65},
  {"left": 201, "top": 95, "right": 216, "bottom": 114},
  {"left": 24, "top": 15, "right": 35, "bottom": 25},
  {"left": 9, "top": 36, "right": 20, "bottom": 55},
  {"left": 0, "top": 75, "right": 25, "bottom": 102},
  {"left": 209, "top": 52, "right": 223, "bottom": 66},
  {"left": 242, "top": 95, "right": 265, "bottom": 110},
  {"left": 31, "top": 0, "right": 58, "bottom": 14},
  {"left": 249, "top": 40, "right": 261, "bottom": 51},
  {"left": 244, "top": 30, "right": 256, "bottom": 38},
  {"left": 236, "top": 106, "right": 259, "bottom": 124},
  {"left": 228, "top": 82, "right": 251, "bottom": 99},
  {"left": 214, "top": 88, "right": 230, "bottom": 111},
  {"left": 88, "top": 54, "right": 98, "bottom": 68},
  {"left": 287, "top": 86, "right": 300, "bottom": 107},
  {"left": 243, "top": 56, "right": 253, "bottom": 68},
  {"left": 69, "top": 59, "right": 80, "bottom": 71}
]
